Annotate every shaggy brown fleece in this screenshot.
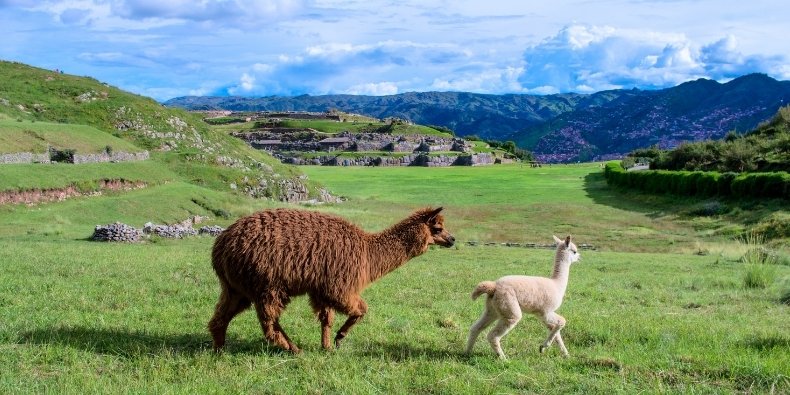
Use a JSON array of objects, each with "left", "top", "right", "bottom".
[{"left": 208, "top": 207, "right": 454, "bottom": 353}]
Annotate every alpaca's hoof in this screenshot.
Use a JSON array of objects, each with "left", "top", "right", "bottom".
[
  {"left": 539, "top": 345, "right": 547, "bottom": 354},
  {"left": 335, "top": 333, "right": 346, "bottom": 348}
]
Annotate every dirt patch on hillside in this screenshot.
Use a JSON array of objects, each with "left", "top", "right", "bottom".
[{"left": 0, "top": 179, "right": 147, "bottom": 205}]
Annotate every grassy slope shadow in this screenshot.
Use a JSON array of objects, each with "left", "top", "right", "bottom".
[
  {"left": 582, "top": 171, "right": 672, "bottom": 218},
  {"left": 16, "top": 326, "right": 293, "bottom": 357}
]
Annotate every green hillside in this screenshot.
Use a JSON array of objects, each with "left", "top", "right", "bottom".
[
  {"left": 0, "top": 60, "right": 322, "bottom": 202},
  {"left": 0, "top": 119, "right": 142, "bottom": 154},
  {"left": 631, "top": 105, "right": 790, "bottom": 172}
]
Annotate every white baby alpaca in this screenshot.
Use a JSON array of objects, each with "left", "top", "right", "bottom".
[{"left": 465, "top": 235, "right": 581, "bottom": 359}]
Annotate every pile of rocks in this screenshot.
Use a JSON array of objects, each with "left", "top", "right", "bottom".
[
  {"left": 143, "top": 222, "right": 198, "bottom": 238},
  {"left": 92, "top": 220, "right": 226, "bottom": 242},
  {"left": 198, "top": 225, "right": 225, "bottom": 236},
  {"left": 92, "top": 222, "right": 142, "bottom": 242}
]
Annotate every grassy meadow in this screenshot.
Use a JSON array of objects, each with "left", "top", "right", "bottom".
[{"left": 1, "top": 162, "right": 788, "bottom": 393}]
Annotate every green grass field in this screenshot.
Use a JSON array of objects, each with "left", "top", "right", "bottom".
[{"left": 1, "top": 163, "right": 788, "bottom": 393}]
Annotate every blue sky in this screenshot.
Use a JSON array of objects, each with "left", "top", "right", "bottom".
[{"left": 1, "top": 0, "right": 788, "bottom": 101}]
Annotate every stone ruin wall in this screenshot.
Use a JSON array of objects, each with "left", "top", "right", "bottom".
[
  {"left": 72, "top": 151, "right": 150, "bottom": 164},
  {"left": 0, "top": 150, "right": 149, "bottom": 164},
  {"left": 0, "top": 152, "right": 51, "bottom": 164},
  {"left": 283, "top": 153, "right": 494, "bottom": 167}
]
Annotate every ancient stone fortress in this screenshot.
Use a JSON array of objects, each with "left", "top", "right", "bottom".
[{"left": 232, "top": 129, "right": 504, "bottom": 167}]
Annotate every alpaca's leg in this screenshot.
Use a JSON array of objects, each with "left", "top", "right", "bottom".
[
  {"left": 334, "top": 296, "right": 368, "bottom": 348},
  {"left": 539, "top": 312, "right": 567, "bottom": 356},
  {"left": 485, "top": 298, "right": 522, "bottom": 359},
  {"left": 254, "top": 292, "right": 300, "bottom": 353},
  {"left": 554, "top": 332, "right": 569, "bottom": 357},
  {"left": 465, "top": 301, "right": 498, "bottom": 354},
  {"left": 208, "top": 285, "right": 251, "bottom": 351},
  {"left": 273, "top": 320, "right": 299, "bottom": 351},
  {"left": 309, "top": 295, "right": 335, "bottom": 350},
  {"left": 318, "top": 307, "right": 335, "bottom": 350}
]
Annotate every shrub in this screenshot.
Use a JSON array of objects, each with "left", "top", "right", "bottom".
[
  {"left": 689, "top": 201, "right": 729, "bottom": 216},
  {"left": 743, "top": 264, "right": 777, "bottom": 289},
  {"left": 738, "top": 231, "right": 779, "bottom": 289},
  {"left": 50, "top": 147, "right": 76, "bottom": 163},
  {"left": 696, "top": 172, "right": 720, "bottom": 196},
  {"left": 751, "top": 213, "right": 790, "bottom": 240},
  {"left": 717, "top": 172, "right": 737, "bottom": 196},
  {"left": 731, "top": 172, "right": 790, "bottom": 198}
]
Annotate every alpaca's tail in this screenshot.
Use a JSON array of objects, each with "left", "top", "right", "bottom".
[{"left": 471, "top": 281, "right": 496, "bottom": 300}]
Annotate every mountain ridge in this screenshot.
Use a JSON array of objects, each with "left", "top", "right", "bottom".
[{"left": 165, "top": 74, "right": 790, "bottom": 162}]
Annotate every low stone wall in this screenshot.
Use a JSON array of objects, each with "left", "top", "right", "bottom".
[
  {"left": 0, "top": 152, "right": 51, "bottom": 164},
  {"left": 464, "top": 241, "right": 597, "bottom": 250},
  {"left": 73, "top": 151, "right": 150, "bottom": 164},
  {"left": 92, "top": 223, "right": 142, "bottom": 242},
  {"left": 0, "top": 150, "right": 149, "bottom": 164},
  {"left": 93, "top": 219, "right": 226, "bottom": 242}
]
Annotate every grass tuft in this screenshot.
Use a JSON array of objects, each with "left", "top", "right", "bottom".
[
  {"left": 780, "top": 287, "right": 790, "bottom": 305},
  {"left": 744, "top": 264, "right": 777, "bottom": 289}
]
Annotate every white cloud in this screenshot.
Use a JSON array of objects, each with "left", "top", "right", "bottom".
[
  {"left": 227, "top": 72, "right": 256, "bottom": 94},
  {"left": 518, "top": 23, "right": 788, "bottom": 93},
  {"left": 431, "top": 65, "right": 525, "bottom": 93},
  {"left": 344, "top": 82, "right": 398, "bottom": 95},
  {"left": 4, "top": 1, "right": 789, "bottom": 101},
  {"left": 252, "top": 63, "right": 274, "bottom": 73}
]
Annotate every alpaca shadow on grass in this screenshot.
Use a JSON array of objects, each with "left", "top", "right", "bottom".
[{"left": 17, "top": 326, "right": 290, "bottom": 358}]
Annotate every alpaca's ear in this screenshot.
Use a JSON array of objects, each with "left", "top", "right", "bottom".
[
  {"left": 553, "top": 235, "right": 562, "bottom": 244},
  {"left": 565, "top": 235, "right": 572, "bottom": 247},
  {"left": 426, "top": 207, "right": 443, "bottom": 222}
]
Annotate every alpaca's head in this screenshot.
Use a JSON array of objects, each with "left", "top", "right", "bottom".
[
  {"left": 419, "top": 207, "right": 455, "bottom": 248},
  {"left": 553, "top": 235, "right": 580, "bottom": 264}
]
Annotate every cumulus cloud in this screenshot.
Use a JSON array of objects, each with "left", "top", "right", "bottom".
[
  {"left": 344, "top": 82, "right": 399, "bottom": 96},
  {"left": 431, "top": 65, "right": 526, "bottom": 93},
  {"left": 226, "top": 73, "right": 257, "bottom": 95},
  {"left": 518, "top": 23, "right": 790, "bottom": 93},
  {"left": 224, "top": 40, "right": 477, "bottom": 96}
]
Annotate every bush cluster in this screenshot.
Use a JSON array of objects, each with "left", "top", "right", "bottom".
[
  {"left": 630, "top": 105, "right": 790, "bottom": 173},
  {"left": 604, "top": 162, "right": 790, "bottom": 199}
]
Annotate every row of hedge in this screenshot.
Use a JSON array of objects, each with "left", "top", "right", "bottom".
[{"left": 604, "top": 161, "right": 790, "bottom": 199}]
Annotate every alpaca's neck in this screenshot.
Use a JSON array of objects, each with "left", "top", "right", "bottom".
[
  {"left": 366, "top": 221, "right": 424, "bottom": 282},
  {"left": 550, "top": 251, "right": 571, "bottom": 293}
]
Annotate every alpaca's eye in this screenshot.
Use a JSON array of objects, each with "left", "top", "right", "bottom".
[{"left": 432, "top": 227, "right": 443, "bottom": 234}]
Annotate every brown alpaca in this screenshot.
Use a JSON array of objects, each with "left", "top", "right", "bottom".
[{"left": 208, "top": 206, "right": 455, "bottom": 353}]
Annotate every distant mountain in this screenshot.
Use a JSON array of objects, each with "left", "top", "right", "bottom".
[{"left": 165, "top": 74, "right": 790, "bottom": 162}]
